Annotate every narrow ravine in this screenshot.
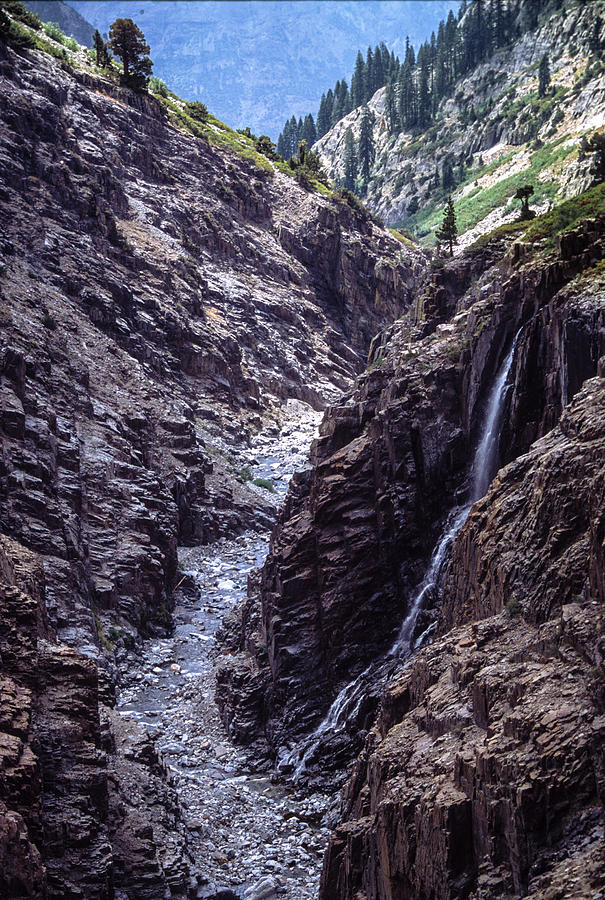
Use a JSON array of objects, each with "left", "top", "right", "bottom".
[
  {"left": 117, "top": 401, "right": 334, "bottom": 900},
  {"left": 280, "top": 330, "right": 522, "bottom": 779}
]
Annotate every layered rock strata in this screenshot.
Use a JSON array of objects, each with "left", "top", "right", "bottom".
[
  {"left": 219, "top": 217, "right": 605, "bottom": 760},
  {"left": 319, "top": 370, "right": 605, "bottom": 899},
  {"left": 0, "top": 40, "right": 421, "bottom": 897}
]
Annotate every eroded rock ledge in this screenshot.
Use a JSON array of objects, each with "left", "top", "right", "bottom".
[
  {"left": 320, "top": 371, "right": 605, "bottom": 900},
  {"left": 0, "top": 42, "right": 422, "bottom": 897},
  {"left": 219, "top": 217, "right": 604, "bottom": 761}
]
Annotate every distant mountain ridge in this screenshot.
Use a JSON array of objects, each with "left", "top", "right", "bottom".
[
  {"left": 24, "top": 0, "right": 93, "bottom": 44},
  {"left": 65, "top": 0, "right": 457, "bottom": 138}
]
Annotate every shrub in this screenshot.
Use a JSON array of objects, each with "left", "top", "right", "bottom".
[
  {"left": 238, "top": 466, "right": 252, "bottom": 482},
  {"left": 255, "top": 134, "right": 279, "bottom": 160},
  {"left": 43, "top": 21, "right": 65, "bottom": 43},
  {"left": 42, "top": 311, "right": 57, "bottom": 330},
  {"left": 505, "top": 596, "right": 522, "bottom": 617},
  {"left": 185, "top": 101, "right": 209, "bottom": 122},
  {"left": 334, "top": 188, "right": 384, "bottom": 225},
  {"left": 0, "top": 13, "right": 34, "bottom": 47},
  {"left": 0, "top": 0, "right": 41, "bottom": 29},
  {"left": 252, "top": 477, "right": 275, "bottom": 492},
  {"left": 148, "top": 76, "right": 168, "bottom": 97},
  {"left": 65, "top": 37, "right": 78, "bottom": 51}
]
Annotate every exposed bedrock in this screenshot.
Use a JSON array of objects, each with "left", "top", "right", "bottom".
[
  {"left": 0, "top": 536, "right": 198, "bottom": 899},
  {"left": 0, "top": 42, "right": 425, "bottom": 897},
  {"left": 218, "top": 216, "right": 605, "bottom": 759},
  {"left": 319, "top": 370, "right": 605, "bottom": 900}
]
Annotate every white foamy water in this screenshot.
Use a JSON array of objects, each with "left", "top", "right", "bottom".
[{"left": 284, "top": 330, "right": 520, "bottom": 778}]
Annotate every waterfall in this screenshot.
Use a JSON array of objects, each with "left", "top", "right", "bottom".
[
  {"left": 470, "top": 332, "right": 520, "bottom": 501},
  {"left": 281, "top": 330, "right": 520, "bottom": 779}
]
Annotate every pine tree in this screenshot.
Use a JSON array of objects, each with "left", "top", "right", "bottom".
[
  {"left": 373, "top": 44, "right": 385, "bottom": 94},
  {"left": 343, "top": 127, "right": 357, "bottom": 191},
  {"left": 384, "top": 80, "right": 398, "bottom": 134},
  {"left": 494, "top": 0, "right": 507, "bottom": 47},
  {"left": 331, "top": 84, "right": 345, "bottom": 126},
  {"left": 277, "top": 128, "right": 286, "bottom": 159},
  {"left": 538, "top": 52, "right": 550, "bottom": 97},
  {"left": 436, "top": 195, "right": 457, "bottom": 256},
  {"left": 380, "top": 42, "right": 391, "bottom": 79},
  {"left": 515, "top": 184, "right": 534, "bottom": 219},
  {"left": 586, "top": 133, "right": 605, "bottom": 185},
  {"left": 289, "top": 114, "right": 299, "bottom": 157},
  {"left": 302, "top": 114, "right": 317, "bottom": 148},
  {"left": 340, "top": 79, "right": 351, "bottom": 115},
  {"left": 442, "top": 156, "right": 456, "bottom": 191},
  {"left": 317, "top": 94, "right": 330, "bottom": 139},
  {"left": 108, "top": 18, "right": 152, "bottom": 88},
  {"left": 357, "top": 105, "right": 375, "bottom": 185},
  {"left": 417, "top": 45, "right": 431, "bottom": 126},
  {"left": 365, "top": 46, "right": 374, "bottom": 101},
  {"left": 351, "top": 50, "right": 365, "bottom": 108},
  {"left": 93, "top": 29, "right": 105, "bottom": 66},
  {"left": 589, "top": 15, "right": 602, "bottom": 55}
]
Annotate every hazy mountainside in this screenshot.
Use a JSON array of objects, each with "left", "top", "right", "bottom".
[
  {"left": 23, "top": 0, "right": 93, "bottom": 44},
  {"left": 65, "top": 0, "right": 457, "bottom": 139},
  {"left": 0, "top": 16, "right": 422, "bottom": 897},
  {"left": 316, "top": 0, "right": 605, "bottom": 243}
]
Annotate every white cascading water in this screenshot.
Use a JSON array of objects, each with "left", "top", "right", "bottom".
[{"left": 281, "top": 330, "right": 520, "bottom": 779}]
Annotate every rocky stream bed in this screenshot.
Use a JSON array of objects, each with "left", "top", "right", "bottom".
[{"left": 116, "top": 402, "right": 335, "bottom": 900}]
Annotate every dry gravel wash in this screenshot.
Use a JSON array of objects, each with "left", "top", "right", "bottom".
[{"left": 117, "top": 404, "right": 334, "bottom": 900}]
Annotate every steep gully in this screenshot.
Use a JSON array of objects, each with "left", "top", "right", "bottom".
[
  {"left": 0, "top": 42, "right": 426, "bottom": 899},
  {"left": 117, "top": 310, "right": 521, "bottom": 900},
  {"left": 0, "top": 40, "right": 603, "bottom": 898},
  {"left": 281, "top": 329, "right": 521, "bottom": 780},
  {"left": 116, "top": 404, "right": 331, "bottom": 899},
  {"left": 214, "top": 215, "right": 604, "bottom": 896}
]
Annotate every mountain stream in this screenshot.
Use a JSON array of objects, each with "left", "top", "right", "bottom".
[
  {"left": 118, "top": 401, "right": 330, "bottom": 900},
  {"left": 117, "top": 331, "right": 519, "bottom": 899}
]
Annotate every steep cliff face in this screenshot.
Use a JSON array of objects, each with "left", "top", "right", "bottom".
[
  {"left": 0, "top": 37, "right": 422, "bottom": 898},
  {"left": 0, "top": 39, "right": 422, "bottom": 638},
  {"left": 219, "top": 215, "right": 604, "bottom": 767},
  {"left": 315, "top": 1, "right": 604, "bottom": 241},
  {"left": 320, "top": 369, "right": 605, "bottom": 900},
  {"left": 310, "top": 231, "right": 605, "bottom": 897}
]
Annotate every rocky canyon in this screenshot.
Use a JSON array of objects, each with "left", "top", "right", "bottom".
[{"left": 0, "top": 1, "right": 604, "bottom": 899}]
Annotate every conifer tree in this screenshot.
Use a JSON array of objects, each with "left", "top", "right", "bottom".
[
  {"left": 436, "top": 195, "right": 457, "bottom": 256},
  {"left": 589, "top": 15, "right": 602, "bottom": 55},
  {"left": 357, "top": 105, "right": 375, "bottom": 185},
  {"left": 442, "top": 156, "right": 455, "bottom": 191},
  {"left": 316, "top": 94, "right": 330, "bottom": 139},
  {"left": 93, "top": 29, "right": 105, "bottom": 66},
  {"left": 515, "top": 184, "right": 534, "bottom": 219},
  {"left": 276, "top": 129, "right": 286, "bottom": 159},
  {"left": 384, "top": 80, "right": 398, "bottom": 134},
  {"left": 586, "top": 133, "right": 605, "bottom": 185},
  {"left": 302, "top": 114, "right": 317, "bottom": 148},
  {"left": 351, "top": 50, "right": 365, "bottom": 108},
  {"left": 538, "top": 52, "right": 550, "bottom": 97},
  {"left": 343, "top": 127, "right": 357, "bottom": 191},
  {"left": 417, "top": 45, "right": 431, "bottom": 126},
  {"left": 365, "top": 46, "right": 374, "bottom": 100},
  {"left": 373, "top": 45, "right": 385, "bottom": 95},
  {"left": 108, "top": 18, "right": 152, "bottom": 88},
  {"left": 289, "top": 114, "right": 299, "bottom": 157}
]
